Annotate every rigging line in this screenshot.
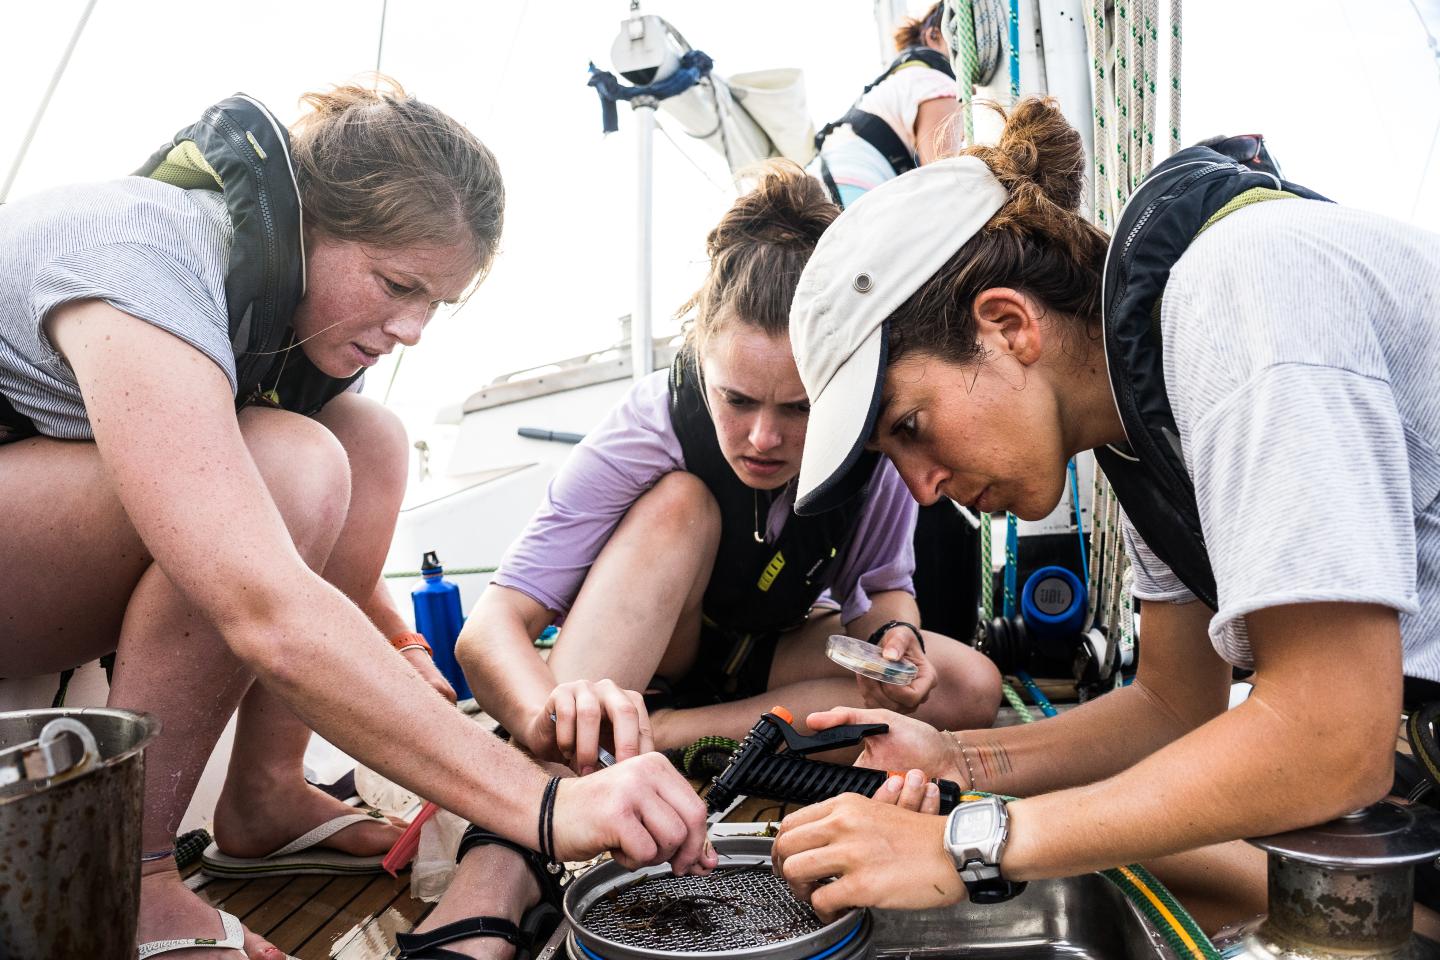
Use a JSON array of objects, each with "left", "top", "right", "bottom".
[
  {"left": 2, "top": 0, "right": 100, "bottom": 204},
  {"left": 1412, "top": 112, "right": 1440, "bottom": 219},
  {"left": 653, "top": 116, "right": 733, "bottom": 194},
  {"left": 375, "top": 0, "right": 388, "bottom": 76},
  {"left": 484, "top": 0, "right": 532, "bottom": 128},
  {"left": 1406, "top": 0, "right": 1440, "bottom": 78}
]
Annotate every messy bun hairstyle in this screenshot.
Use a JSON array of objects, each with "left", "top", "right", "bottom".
[
  {"left": 886, "top": 98, "right": 1109, "bottom": 367},
  {"left": 682, "top": 160, "right": 838, "bottom": 354},
  {"left": 290, "top": 76, "right": 505, "bottom": 282},
  {"left": 893, "top": 3, "right": 945, "bottom": 52}
]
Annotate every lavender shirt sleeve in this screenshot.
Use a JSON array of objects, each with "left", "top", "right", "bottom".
[
  {"left": 824, "top": 459, "right": 918, "bottom": 625},
  {"left": 492, "top": 371, "right": 683, "bottom": 615}
]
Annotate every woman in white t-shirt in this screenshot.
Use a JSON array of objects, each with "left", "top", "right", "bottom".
[
  {"left": 811, "top": 3, "right": 961, "bottom": 207},
  {"left": 773, "top": 98, "right": 1440, "bottom": 932}
]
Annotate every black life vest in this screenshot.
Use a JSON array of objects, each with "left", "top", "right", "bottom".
[
  {"left": 1097, "top": 136, "right": 1329, "bottom": 611},
  {"left": 814, "top": 47, "right": 956, "bottom": 205},
  {"left": 133, "top": 94, "right": 361, "bottom": 415},
  {"left": 0, "top": 94, "right": 359, "bottom": 441},
  {"left": 667, "top": 350, "right": 878, "bottom": 636}
]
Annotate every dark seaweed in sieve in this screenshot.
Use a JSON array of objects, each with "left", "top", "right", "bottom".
[{"left": 581, "top": 866, "right": 826, "bottom": 950}]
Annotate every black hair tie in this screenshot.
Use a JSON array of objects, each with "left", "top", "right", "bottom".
[
  {"left": 538, "top": 776, "right": 561, "bottom": 862},
  {"left": 865, "top": 619, "right": 925, "bottom": 654}
]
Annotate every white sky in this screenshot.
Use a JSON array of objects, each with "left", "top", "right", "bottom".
[{"left": 4, "top": 0, "right": 1438, "bottom": 440}]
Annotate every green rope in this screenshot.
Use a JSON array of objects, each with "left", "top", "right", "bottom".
[
  {"left": 979, "top": 511, "right": 994, "bottom": 622},
  {"left": 383, "top": 565, "right": 497, "bottom": 579},
  {"left": 1169, "top": 0, "right": 1183, "bottom": 151},
  {"left": 1102, "top": 862, "right": 1221, "bottom": 959},
  {"left": 944, "top": 0, "right": 980, "bottom": 144},
  {"left": 1000, "top": 678, "right": 1035, "bottom": 722}
]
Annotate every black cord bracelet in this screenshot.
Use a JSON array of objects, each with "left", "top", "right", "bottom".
[
  {"left": 865, "top": 619, "right": 925, "bottom": 653},
  {"left": 538, "top": 775, "right": 561, "bottom": 861}
]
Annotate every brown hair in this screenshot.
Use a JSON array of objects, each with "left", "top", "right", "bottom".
[
  {"left": 886, "top": 98, "right": 1109, "bottom": 367},
  {"left": 893, "top": 3, "right": 944, "bottom": 52},
  {"left": 681, "top": 160, "right": 838, "bottom": 354},
  {"left": 290, "top": 76, "right": 505, "bottom": 282}
]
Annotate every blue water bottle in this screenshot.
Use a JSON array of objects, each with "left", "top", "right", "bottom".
[{"left": 411, "top": 551, "right": 471, "bottom": 701}]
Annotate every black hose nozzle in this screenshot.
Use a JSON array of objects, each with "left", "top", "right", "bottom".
[{"left": 705, "top": 708, "right": 962, "bottom": 815}]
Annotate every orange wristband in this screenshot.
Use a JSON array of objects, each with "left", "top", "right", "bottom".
[{"left": 390, "top": 631, "right": 432, "bottom": 656}]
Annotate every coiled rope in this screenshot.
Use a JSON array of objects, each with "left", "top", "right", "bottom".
[
  {"left": 1080, "top": 0, "right": 1179, "bottom": 649},
  {"left": 942, "top": 0, "right": 1008, "bottom": 144}
]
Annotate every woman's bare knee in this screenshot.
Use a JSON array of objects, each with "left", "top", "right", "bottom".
[
  {"left": 630, "top": 471, "right": 721, "bottom": 546},
  {"left": 314, "top": 392, "right": 408, "bottom": 506},
  {"left": 240, "top": 408, "right": 352, "bottom": 566}
]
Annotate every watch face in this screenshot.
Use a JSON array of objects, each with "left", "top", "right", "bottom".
[{"left": 949, "top": 803, "right": 999, "bottom": 843}]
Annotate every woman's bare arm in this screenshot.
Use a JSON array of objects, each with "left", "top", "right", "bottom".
[{"left": 48, "top": 300, "right": 713, "bottom": 870}]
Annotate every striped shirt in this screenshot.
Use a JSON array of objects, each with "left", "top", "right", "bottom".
[
  {"left": 1123, "top": 199, "right": 1440, "bottom": 681},
  {"left": 0, "top": 178, "right": 234, "bottom": 442}
]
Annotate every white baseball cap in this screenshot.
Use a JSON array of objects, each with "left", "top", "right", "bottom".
[{"left": 790, "top": 156, "right": 1007, "bottom": 514}]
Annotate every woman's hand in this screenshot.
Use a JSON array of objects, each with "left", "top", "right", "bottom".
[
  {"left": 539, "top": 679, "right": 652, "bottom": 774},
  {"left": 873, "top": 769, "right": 943, "bottom": 813},
  {"left": 807, "top": 707, "right": 959, "bottom": 781},
  {"left": 400, "top": 647, "right": 458, "bottom": 704},
  {"left": 552, "top": 752, "right": 718, "bottom": 874},
  {"left": 856, "top": 624, "right": 936, "bottom": 713},
  {"left": 773, "top": 793, "right": 964, "bottom": 921}
]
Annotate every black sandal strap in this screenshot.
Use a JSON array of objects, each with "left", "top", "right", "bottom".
[
  {"left": 456, "top": 824, "right": 566, "bottom": 907},
  {"left": 395, "top": 916, "right": 522, "bottom": 960}
]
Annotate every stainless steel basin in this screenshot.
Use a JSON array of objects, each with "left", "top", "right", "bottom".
[
  {"left": 537, "top": 873, "right": 1180, "bottom": 960},
  {"left": 868, "top": 874, "right": 1179, "bottom": 959}
]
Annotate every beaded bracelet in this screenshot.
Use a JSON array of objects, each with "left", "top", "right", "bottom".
[{"left": 945, "top": 731, "right": 980, "bottom": 790}]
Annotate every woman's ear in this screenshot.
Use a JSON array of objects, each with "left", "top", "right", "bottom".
[{"left": 973, "top": 288, "right": 1045, "bottom": 365}]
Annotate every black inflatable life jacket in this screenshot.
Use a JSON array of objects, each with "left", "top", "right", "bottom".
[
  {"left": 132, "top": 94, "right": 362, "bottom": 416},
  {"left": 814, "top": 47, "right": 956, "bottom": 205},
  {"left": 667, "top": 349, "right": 879, "bottom": 636},
  {"left": 1097, "top": 135, "right": 1330, "bottom": 611}
]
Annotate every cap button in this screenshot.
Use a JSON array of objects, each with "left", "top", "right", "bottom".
[{"left": 852, "top": 273, "right": 873, "bottom": 293}]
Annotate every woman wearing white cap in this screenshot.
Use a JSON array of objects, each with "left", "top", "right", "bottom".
[{"left": 770, "top": 98, "right": 1440, "bottom": 930}]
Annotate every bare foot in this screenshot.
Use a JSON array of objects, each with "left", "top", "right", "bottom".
[
  {"left": 404, "top": 843, "right": 542, "bottom": 960},
  {"left": 139, "top": 865, "right": 283, "bottom": 960},
  {"left": 213, "top": 775, "right": 403, "bottom": 860}
]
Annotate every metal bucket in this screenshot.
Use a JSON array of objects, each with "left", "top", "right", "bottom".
[
  {"left": 564, "top": 836, "right": 870, "bottom": 960},
  {"left": 0, "top": 707, "right": 160, "bottom": 959}
]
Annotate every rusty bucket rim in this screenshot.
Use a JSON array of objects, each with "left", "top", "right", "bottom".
[{"left": 0, "top": 706, "right": 161, "bottom": 806}]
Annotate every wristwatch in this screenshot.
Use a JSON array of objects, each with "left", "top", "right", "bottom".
[{"left": 943, "top": 796, "right": 1027, "bottom": 904}]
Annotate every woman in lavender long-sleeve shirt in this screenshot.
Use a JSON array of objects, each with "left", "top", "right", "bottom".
[{"left": 457, "top": 163, "right": 1001, "bottom": 774}]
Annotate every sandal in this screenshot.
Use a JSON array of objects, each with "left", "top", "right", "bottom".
[
  {"left": 137, "top": 909, "right": 245, "bottom": 958},
  {"left": 395, "top": 825, "right": 566, "bottom": 960}
]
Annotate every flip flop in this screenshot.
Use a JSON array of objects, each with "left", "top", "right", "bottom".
[
  {"left": 199, "top": 810, "right": 391, "bottom": 878},
  {"left": 138, "top": 909, "right": 245, "bottom": 957}
]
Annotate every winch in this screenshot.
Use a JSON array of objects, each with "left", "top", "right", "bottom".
[{"left": 1227, "top": 800, "right": 1440, "bottom": 960}]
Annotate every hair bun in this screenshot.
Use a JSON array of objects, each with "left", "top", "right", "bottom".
[
  {"left": 707, "top": 160, "right": 836, "bottom": 257},
  {"left": 967, "top": 97, "right": 1086, "bottom": 215}
]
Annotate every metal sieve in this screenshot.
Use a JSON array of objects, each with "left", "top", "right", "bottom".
[{"left": 564, "top": 836, "right": 870, "bottom": 960}]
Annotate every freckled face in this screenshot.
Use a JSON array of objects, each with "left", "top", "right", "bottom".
[
  {"left": 872, "top": 352, "right": 1070, "bottom": 520},
  {"left": 699, "top": 326, "right": 811, "bottom": 491},
  {"left": 292, "top": 236, "right": 479, "bottom": 378}
]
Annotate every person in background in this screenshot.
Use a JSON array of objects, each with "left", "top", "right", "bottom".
[
  {"left": 811, "top": 2, "right": 962, "bottom": 207},
  {"left": 772, "top": 96, "right": 1440, "bottom": 932},
  {"left": 0, "top": 79, "right": 713, "bottom": 960},
  {"left": 460, "top": 160, "right": 1001, "bottom": 784}
]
